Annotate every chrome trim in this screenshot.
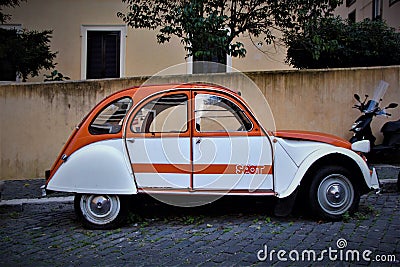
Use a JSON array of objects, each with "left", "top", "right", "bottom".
[{"left": 40, "top": 184, "right": 47, "bottom": 197}]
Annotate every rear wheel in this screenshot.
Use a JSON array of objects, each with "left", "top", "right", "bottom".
[
  {"left": 309, "top": 166, "right": 359, "bottom": 221},
  {"left": 74, "top": 194, "right": 127, "bottom": 229}
]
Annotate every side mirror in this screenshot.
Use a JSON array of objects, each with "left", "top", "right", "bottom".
[
  {"left": 354, "top": 94, "right": 361, "bottom": 102},
  {"left": 386, "top": 103, "right": 398, "bottom": 109}
]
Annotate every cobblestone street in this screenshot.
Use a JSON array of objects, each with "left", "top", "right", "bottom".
[{"left": 1, "top": 190, "right": 399, "bottom": 266}]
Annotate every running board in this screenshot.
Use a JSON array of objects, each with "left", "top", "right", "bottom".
[{"left": 137, "top": 188, "right": 276, "bottom": 196}]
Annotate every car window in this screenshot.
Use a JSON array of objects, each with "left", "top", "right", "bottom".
[
  {"left": 195, "top": 94, "right": 252, "bottom": 132},
  {"left": 89, "top": 97, "right": 133, "bottom": 135},
  {"left": 131, "top": 94, "right": 188, "bottom": 133}
]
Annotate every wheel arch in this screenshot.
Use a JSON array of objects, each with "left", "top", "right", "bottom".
[
  {"left": 299, "top": 153, "right": 369, "bottom": 196},
  {"left": 47, "top": 140, "right": 137, "bottom": 195},
  {"left": 278, "top": 148, "right": 371, "bottom": 198}
]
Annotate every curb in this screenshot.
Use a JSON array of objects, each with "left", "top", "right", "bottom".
[
  {"left": 0, "top": 196, "right": 74, "bottom": 212},
  {"left": 0, "top": 196, "right": 74, "bottom": 206}
]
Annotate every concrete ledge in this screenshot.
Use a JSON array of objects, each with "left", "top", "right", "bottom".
[{"left": 0, "top": 196, "right": 74, "bottom": 206}]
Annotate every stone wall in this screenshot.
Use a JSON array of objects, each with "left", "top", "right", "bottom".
[{"left": 1, "top": 66, "right": 399, "bottom": 179}]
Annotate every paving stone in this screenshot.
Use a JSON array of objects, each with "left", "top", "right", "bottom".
[{"left": 0, "top": 191, "right": 400, "bottom": 265}]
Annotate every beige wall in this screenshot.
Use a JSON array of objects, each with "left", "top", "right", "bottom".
[
  {"left": 335, "top": 0, "right": 400, "bottom": 25},
  {"left": 1, "top": 66, "right": 400, "bottom": 180},
  {"left": 384, "top": 1, "right": 400, "bottom": 27},
  {"left": 3, "top": 1, "right": 400, "bottom": 83},
  {"left": 3, "top": 0, "right": 290, "bottom": 83},
  {"left": 4, "top": 0, "right": 189, "bottom": 80}
]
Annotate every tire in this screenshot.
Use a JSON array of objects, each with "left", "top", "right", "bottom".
[
  {"left": 74, "top": 194, "right": 127, "bottom": 229},
  {"left": 309, "top": 166, "right": 360, "bottom": 221}
]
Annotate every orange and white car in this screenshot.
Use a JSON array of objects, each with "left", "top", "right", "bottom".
[{"left": 43, "top": 83, "right": 379, "bottom": 229}]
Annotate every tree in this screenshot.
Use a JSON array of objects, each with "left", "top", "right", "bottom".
[
  {"left": 0, "top": 0, "right": 57, "bottom": 81},
  {"left": 117, "top": 0, "right": 342, "bottom": 72},
  {"left": 285, "top": 17, "right": 400, "bottom": 69},
  {"left": 0, "top": 0, "right": 22, "bottom": 24}
]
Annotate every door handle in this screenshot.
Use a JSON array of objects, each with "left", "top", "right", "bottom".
[
  {"left": 196, "top": 138, "right": 201, "bottom": 144},
  {"left": 127, "top": 138, "right": 135, "bottom": 143}
]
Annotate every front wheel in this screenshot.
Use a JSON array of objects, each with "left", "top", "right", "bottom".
[
  {"left": 74, "top": 194, "right": 127, "bottom": 229},
  {"left": 309, "top": 166, "right": 360, "bottom": 221}
]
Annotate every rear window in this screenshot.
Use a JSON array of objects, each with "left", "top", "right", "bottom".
[{"left": 89, "top": 97, "right": 133, "bottom": 135}]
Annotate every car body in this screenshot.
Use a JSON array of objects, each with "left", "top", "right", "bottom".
[{"left": 43, "top": 83, "right": 379, "bottom": 229}]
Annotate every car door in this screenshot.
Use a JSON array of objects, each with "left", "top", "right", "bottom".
[
  {"left": 192, "top": 91, "right": 274, "bottom": 193},
  {"left": 125, "top": 91, "right": 191, "bottom": 190}
]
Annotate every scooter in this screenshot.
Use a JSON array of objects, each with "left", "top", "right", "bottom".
[{"left": 349, "top": 80, "right": 400, "bottom": 164}]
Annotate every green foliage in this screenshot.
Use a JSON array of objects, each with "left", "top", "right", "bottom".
[
  {"left": 342, "top": 211, "right": 351, "bottom": 222},
  {"left": 1, "top": 0, "right": 57, "bottom": 82},
  {"left": 44, "top": 70, "right": 70, "bottom": 82},
  {"left": 285, "top": 17, "right": 400, "bottom": 69},
  {"left": 0, "top": 0, "right": 24, "bottom": 23},
  {"left": 0, "top": 28, "right": 57, "bottom": 81},
  {"left": 118, "top": 0, "right": 342, "bottom": 64}
]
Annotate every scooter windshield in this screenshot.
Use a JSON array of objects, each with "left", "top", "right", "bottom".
[{"left": 366, "top": 80, "right": 389, "bottom": 113}]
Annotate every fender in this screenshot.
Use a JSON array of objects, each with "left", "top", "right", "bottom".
[
  {"left": 277, "top": 145, "right": 379, "bottom": 198},
  {"left": 47, "top": 139, "right": 137, "bottom": 194}
]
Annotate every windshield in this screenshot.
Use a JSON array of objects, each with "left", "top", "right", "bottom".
[{"left": 366, "top": 80, "right": 389, "bottom": 112}]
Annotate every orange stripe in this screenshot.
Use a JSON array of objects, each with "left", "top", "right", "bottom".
[
  {"left": 132, "top": 163, "right": 273, "bottom": 175},
  {"left": 132, "top": 163, "right": 191, "bottom": 173}
]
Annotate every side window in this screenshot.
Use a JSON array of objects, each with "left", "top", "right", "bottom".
[
  {"left": 89, "top": 97, "right": 133, "bottom": 135},
  {"left": 195, "top": 94, "right": 252, "bottom": 132},
  {"left": 131, "top": 94, "right": 188, "bottom": 133}
]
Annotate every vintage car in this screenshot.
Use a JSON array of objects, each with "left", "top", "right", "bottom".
[{"left": 43, "top": 83, "right": 379, "bottom": 229}]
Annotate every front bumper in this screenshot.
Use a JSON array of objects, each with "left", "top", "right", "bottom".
[
  {"left": 41, "top": 185, "right": 47, "bottom": 197},
  {"left": 370, "top": 167, "right": 380, "bottom": 191},
  {"left": 41, "top": 169, "right": 51, "bottom": 197}
]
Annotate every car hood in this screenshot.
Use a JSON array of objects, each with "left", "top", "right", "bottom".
[{"left": 273, "top": 130, "right": 351, "bottom": 149}]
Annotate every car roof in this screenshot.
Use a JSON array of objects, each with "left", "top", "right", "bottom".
[{"left": 113, "top": 83, "right": 240, "bottom": 99}]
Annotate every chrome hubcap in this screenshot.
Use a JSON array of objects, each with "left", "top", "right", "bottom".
[
  {"left": 89, "top": 196, "right": 112, "bottom": 217},
  {"left": 317, "top": 174, "right": 354, "bottom": 215},
  {"left": 326, "top": 184, "right": 346, "bottom": 205},
  {"left": 80, "top": 194, "right": 121, "bottom": 225}
]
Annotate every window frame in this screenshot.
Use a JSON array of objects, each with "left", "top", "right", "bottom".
[
  {"left": 348, "top": 10, "right": 356, "bottom": 23},
  {"left": 80, "top": 25, "right": 127, "bottom": 80},
  {"left": 194, "top": 93, "right": 253, "bottom": 133},
  {"left": 186, "top": 54, "right": 232, "bottom": 74},
  {"left": 129, "top": 93, "right": 190, "bottom": 134},
  {"left": 88, "top": 97, "right": 133, "bottom": 135},
  {"left": 372, "top": 0, "right": 382, "bottom": 20},
  {"left": 346, "top": 0, "right": 356, "bottom": 7},
  {"left": 185, "top": 28, "right": 233, "bottom": 74}
]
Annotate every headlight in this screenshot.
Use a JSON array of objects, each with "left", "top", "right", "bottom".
[{"left": 351, "top": 122, "right": 362, "bottom": 131}]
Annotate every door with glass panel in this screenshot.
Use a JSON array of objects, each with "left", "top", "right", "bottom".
[
  {"left": 192, "top": 92, "right": 273, "bottom": 192},
  {"left": 126, "top": 92, "right": 191, "bottom": 190}
]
